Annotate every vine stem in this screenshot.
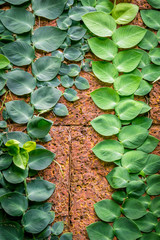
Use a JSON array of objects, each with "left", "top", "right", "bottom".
[
  {"left": 0, "top": 90, "right": 9, "bottom": 111},
  {"left": 114, "top": 0, "right": 116, "bottom": 6},
  {"left": 53, "top": 160, "right": 64, "bottom": 177}
]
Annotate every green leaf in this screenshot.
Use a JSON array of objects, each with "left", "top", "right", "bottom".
[
  {"left": 53, "top": 103, "right": 69, "bottom": 117},
  {"left": 141, "top": 10, "right": 160, "bottom": 30},
  {"left": 0, "top": 120, "right": 7, "bottom": 128},
  {"left": 132, "top": 117, "right": 152, "bottom": 129},
  {"left": 138, "top": 30, "right": 158, "bottom": 50},
  {"left": 138, "top": 195, "right": 151, "bottom": 209},
  {"left": 3, "top": 164, "right": 28, "bottom": 184},
  {"left": 5, "top": 100, "right": 34, "bottom": 124},
  {"left": 0, "top": 221, "right": 24, "bottom": 240},
  {"left": 2, "top": 41, "right": 35, "bottom": 66},
  {"left": 113, "top": 49, "right": 142, "bottom": 73},
  {"left": 5, "top": 69, "right": 36, "bottom": 95},
  {"left": 1, "top": 192, "right": 28, "bottom": 217},
  {"left": 31, "top": 86, "right": 62, "bottom": 110},
  {"left": 32, "top": 56, "right": 61, "bottom": 81},
  {"left": 88, "top": 37, "right": 118, "bottom": 61},
  {"left": 32, "top": 0, "right": 67, "bottom": 20},
  {"left": 118, "top": 125, "right": 149, "bottom": 149},
  {"left": 147, "top": 174, "right": 160, "bottom": 195},
  {"left": 28, "top": 149, "right": 55, "bottom": 170},
  {"left": 114, "top": 217, "right": 141, "bottom": 240},
  {"left": 68, "top": 64, "right": 81, "bottom": 77},
  {"left": 57, "top": 15, "right": 72, "bottom": 31},
  {"left": 64, "top": 47, "right": 81, "bottom": 61},
  {"left": 82, "top": 11, "right": 116, "bottom": 37},
  {"left": 81, "top": 0, "right": 96, "bottom": 6},
  {"left": 91, "top": 87, "right": 120, "bottom": 110},
  {"left": 23, "top": 141, "right": 36, "bottom": 152},
  {"left": 3, "top": 132, "right": 31, "bottom": 147},
  {"left": 142, "top": 154, "right": 160, "bottom": 175},
  {"left": 22, "top": 209, "right": 51, "bottom": 234},
  {"left": 112, "top": 3, "right": 139, "bottom": 25},
  {"left": 27, "top": 179, "right": 55, "bottom": 202},
  {"left": 146, "top": 0, "right": 160, "bottom": 8},
  {"left": 94, "top": 199, "right": 121, "bottom": 222},
  {"left": 115, "top": 99, "right": 143, "bottom": 120},
  {"left": 137, "top": 49, "right": 150, "bottom": 68},
  {"left": 87, "top": 221, "right": 114, "bottom": 240},
  {"left": 1, "top": 8, "right": 34, "bottom": 34},
  {"left": 134, "top": 212, "right": 157, "bottom": 233},
  {"left": 93, "top": 140, "right": 124, "bottom": 162},
  {"left": 5, "top": 139, "right": 20, "bottom": 156},
  {"left": 135, "top": 80, "right": 152, "bottom": 96},
  {"left": 27, "top": 117, "right": 53, "bottom": 139},
  {"left": 121, "top": 150, "right": 147, "bottom": 173},
  {"left": 137, "top": 135, "right": 159, "bottom": 153},
  {"left": 142, "top": 64, "right": 160, "bottom": 82},
  {"left": 96, "top": 0, "right": 113, "bottom": 13},
  {"left": 32, "top": 26, "right": 67, "bottom": 52},
  {"left": 4, "top": 0, "right": 29, "bottom": 5},
  {"left": 139, "top": 233, "right": 160, "bottom": 240},
  {"left": 150, "top": 197, "right": 160, "bottom": 217},
  {"left": 75, "top": 76, "right": 90, "bottom": 90},
  {"left": 149, "top": 48, "right": 160, "bottom": 66},
  {"left": 91, "top": 114, "right": 121, "bottom": 136},
  {"left": 69, "top": 6, "right": 89, "bottom": 21},
  {"left": 63, "top": 88, "right": 79, "bottom": 102},
  {"left": 122, "top": 198, "right": 147, "bottom": 220},
  {"left": 114, "top": 74, "right": 141, "bottom": 96},
  {"left": 51, "top": 221, "right": 64, "bottom": 236},
  {"left": 112, "top": 25, "right": 146, "bottom": 48},
  {"left": 60, "top": 233, "right": 73, "bottom": 240},
  {"left": 112, "top": 191, "right": 127, "bottom": 204},
  {"left": 92, "top": 61, "right": 118, "bottom": 83},
  {"left": 0, "top": 54, "right": 10, "bottom": 69},
  {"left": 126, "top": 180, "right": 146, "bottom": 198},
  {"left": 68, "top": 26, "right": 86, "bottom": 41},
  {"left": 106, "top": 167, "right": 130, "bottom": 189},
  {"left": 13, "top": 148, "right": 29, "bottom": 169},
  {"left": 0, "top": 153, "right": 12, "bottom": 170}
]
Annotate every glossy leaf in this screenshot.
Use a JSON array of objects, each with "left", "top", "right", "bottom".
[
  {"left": 113, "top": 49, "right": 142, "bottom": 73},
  {"left": 63, "top": 88, "right": 79, "bottom": 102},
  {"left": 142, "top": 64, "right": 160, "bottom": 82},
  {"left": 135, "top": 80, "right": 152, "bottom": 96},
  {"left": 149, "top": 48, "right": 160, "bottom": 65},
  {"left": 32, "top": 56, "right": 61, "bottom": 81},
  {"left": 88, "top": 37, "right": 118, "bottom": 61},
  {"left": 143, "top": 154, "right": 160, "bottom": 175},
  {"left": 3, "top": 164, "right": 28, "bottom": 184},
  {"left": 31, "top": 86, "right": 62, "bottom": 110},
  {"left": 141, "top": 10, "right": 160, "bottom": 30},
  {"left": 126, "top": 180, "right": 146, "bottom": 198},
  {"left": 94, "top": 199, "right": 121, "bottom": 222},
  {"left": 106, "top": 167, "right": 130, "bottom": 189},
  {"left": 53, "top": 103, "right": 69, "bottom": 117},
  {"left": 87, "top": 221, "right": 114, "bottom": 240},
  {"left": 0, "top": 54, "right": 10, "bottom": 69},
  {"left": 138, "top": 30, "right": 158, "bottom": 50},
  {"left": 0, "top": 222, "right": 24, "bottom": 240},
  {"left": 0, "top": 153, "right": 12, "bottom": 170},
  {"left": 82, "top": 11, "right": 116, "bottom": 37},
  {"left": 5, "top": 100, "right": 34, "bottom": 124},
  {"left": 91, "top": 87, "right": 120, "bottom": 110},
  {"left": 147, "top": 175, "right": 160, "bottom": 195},
  {"left": 93, "top": 140, "right": 124, "bottom": 162},
  {"left": 134, "top": 212, "right": 157, "bottom": 233},
  {"left": 32, "top": 26, "right": 67, "bottom": 52},
  {"left": 91, "top": 114, "right": 121, "bottom": 136},
  {"left": 92, "top": 61, "right": 118, "bottom": 83},
  {"left": 112, "top": 25, "right": 146, "bottom": 48},
  {"left": 13, "top": 148, "right": 29, "bottom": 169},
  {"left": 137, "top": 135, "right": 159, "bottom": 153},
  {"left": 112, "top": 3, "right": 139, "bottom": 24}
]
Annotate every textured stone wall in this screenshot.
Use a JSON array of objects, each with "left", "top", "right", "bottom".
[{"left": 0, "top": 0, "right": 160, "bottom": 239}]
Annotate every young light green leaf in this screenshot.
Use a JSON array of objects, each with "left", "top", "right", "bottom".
[
  {"left": 81, "top": 0, "right": 96, "bottom": 6},
  {"left": 112, "top": 3, "right": 139, "bottom": 25},
  {"left": 92, "top": 61, "right": 118, "bottom": 83},
  {"left": 82, "top": 11, "right": 116, "bottom": 37},
  {"left": 91, "top": 114, "right": 121, "bottom": 136},
  {"left": 96, "top": 0, "right": 113, "bottom": 13},
  {"left": 0, "top": 54, "right": 10, "bottom": 69},
  {"left": 113, "top": 49, "right": 142, "bottom": 73},
  {"left": 91, "top": 87, "right": 120, "bottom": 110},
  {"left": 88, "top": 37, "right": 118, "bottom": 61},
  {"left": 112, "top": 25, "right": 146, "bottom": 48},
  {"left": 5, "top": 100, "right": 34, "bottom": 124},
  {"left": 141, "top": 10, "right": 160, "bottom": 30},
  {"left": 93, "top": 140, "right": 124, "bottom": 162},
  {"left": 94, "top": 199, "right": 121, "bottom": 222},
  {"left": 13, "top": 148, "right": 29, "bottom": 169}
]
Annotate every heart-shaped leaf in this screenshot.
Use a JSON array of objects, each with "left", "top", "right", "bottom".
[
  {"left": 112, "top": 25, "right": 146, "bottom": 48},
  {"left": 112, "top": 3, "right": 139, "bottom": 25},
  {"left": 91, "top": 114, "right": 121, "bottom": 136},
  {"left": 82, "top": 11, "right": 116, "bottom": 37},
  {"left": 135, "top": 80, "right": 152, "bottom": 96},
  {"left": 4, "top": 0, "right": 29, "bottom": 5},
  {"left": 94, "top": 199, "right": 121, "bottom": 222},
  {"left": 93, "top": 140, "right": 124, "bottom": 162},
  {"left": 88, "top": 37, "right": 118, "bottom": 61},
  {"left": 75, "top": 76, "right": 90, "bottom": 90},
  {"left": 51, "top": 221, "right": 64, "bottom": 236},
  {"left": 3, "top": 164, "right": 28, "bottom": 184},
  {"left": 91, "top": 87, "right": 120, "bottom": 110},
  {"left": 92, "top": 61, "right": 118, "bottom": 83},
  {"left": 63, "top": 88, "right": 79, "bottom": 102},
  {"left": 53, "top": 103, "right": 69, "bottom": 117}
]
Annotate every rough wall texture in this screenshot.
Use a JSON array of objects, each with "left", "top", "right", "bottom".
[{"left": 0, "top": 0, "right": 160, "bottom": 239}]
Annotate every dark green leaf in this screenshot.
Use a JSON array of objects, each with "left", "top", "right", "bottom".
[
  {"left": 146, "top": 0, "right": 160, "bottom": 8},
  {"left": 134, "top": 212, "right": 157, "bottom": 233},
  {"left": 60, "top": 233, "right": 73, "bottom": 240},
  {"left": 141, "top": 10, "right": 160, "bottom": 30},
  {"left": 147, "top": 174, "right": 160, "bottom": 195},
  {"left": 75, "top": 76, "right": 89, "bottom": 90},
  {"left": 150, "top": 196, "right": 160, "bottom": 217},
  {"left": 126, "top": 180, "right": 146, "bottom": 198},
  {"left": 112, "top": 191, "right": 127, "bottom": 204},
  {"left": 138, "top": 30, "right": 158, "bottom": 50},
  {"left": 0, "top": 221, "right": 24, "bottom": 240},
  {"left": 3, "top": 164, "right": 28, "bottom": 184},
  {"left": 137, "top": 135, "right": 159, "bottom": 153},
  {"left": 63, "top": 88, "right": 79, "bottom": 102},
  {"left": 87, "top": 221, "right": 114, "bottom": 240},
  {"left": 51, "top": 221, "right": 64, "bottom": 236},
  {"left": 139, "top": 233, "right": 160, "bottom": 240},
  {"left": 132, "top": 117, "right": 152, "bottom": 129},
  {"left": 143, "top": 154, "right": 160, "bottom": 175},
  {"left": 106, "top": 167, "right": 130, "bottom": 189},
  {"left": 68, "top": 26, "right": 86, "bottom": 41},
  {"left": 0, "top": 153, "right": 12, "bottom": 170},
  {"left": 53, "top": 103, "right": 69, "bottom": 117}
]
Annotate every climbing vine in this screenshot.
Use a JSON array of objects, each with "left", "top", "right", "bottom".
[{"left": 82, "top": 0, "right": 160, "bottom": 239}]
